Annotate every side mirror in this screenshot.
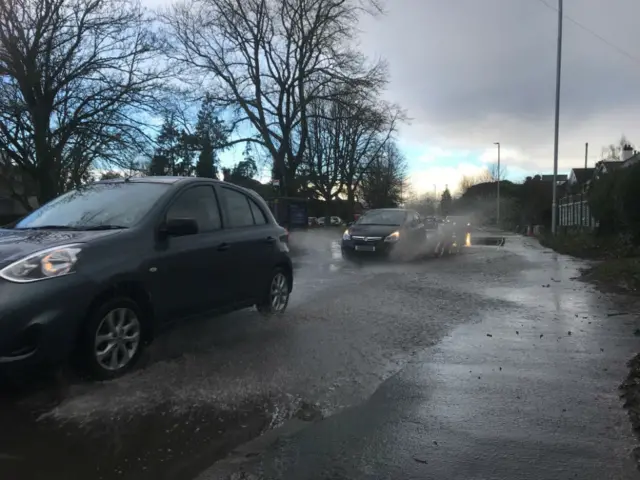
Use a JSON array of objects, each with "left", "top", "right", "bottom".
[{"left": 161, "top": 218, "right": 199, "bottom": 237}]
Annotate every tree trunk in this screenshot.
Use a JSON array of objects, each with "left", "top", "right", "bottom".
[{"left": 346, "top": 189, "right": 355, "bottom": 222}]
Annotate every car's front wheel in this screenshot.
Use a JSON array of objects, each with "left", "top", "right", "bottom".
[
  {"left": 257, "top": 268, "right": 291, "bottom": 316},
  {"left": 78, "top": 297, "right": 145, "bottom": 380}
]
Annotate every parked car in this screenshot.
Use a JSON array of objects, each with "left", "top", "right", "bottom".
[
  {"left": 0, "top": 177, "right": 293, "bottom": 379},
  {"left": 341, "top": 208, "right": 426, "bottom": 260},
  {"left": 316, "top": 216, "right": 343, "bottom": 227}
]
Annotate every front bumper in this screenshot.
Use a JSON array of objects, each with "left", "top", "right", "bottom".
[
  {"left": 0, "top": 274, "right": 98, "bottom": 372},
  {"left": 341, "top": 237, "right": 397, "bottom": 257}
]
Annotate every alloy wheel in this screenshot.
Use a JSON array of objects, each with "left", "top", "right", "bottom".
[
  {"left": 270, "top": 272, "right": 289, "bottom": 313},
  {"left": 94, "top": 307, "right": 141, "bottom": 371}
]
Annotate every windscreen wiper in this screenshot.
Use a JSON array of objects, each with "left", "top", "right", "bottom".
[
  {"left": 82, "top": 225, "right": 128, "bottom": 231},
  {"left": 17, "top": 225, "right": 81, "bottom": 230},
  {"left": 17, "top": 225, "right": 127, "bottom": 231}
]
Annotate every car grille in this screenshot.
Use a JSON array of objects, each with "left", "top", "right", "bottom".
[{"left": 351, "top": 236, "right": 383, "bottom": 246}]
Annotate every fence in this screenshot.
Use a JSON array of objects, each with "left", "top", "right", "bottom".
[{"left": 558, "top": 194, "right": 598, "bottom": 229}]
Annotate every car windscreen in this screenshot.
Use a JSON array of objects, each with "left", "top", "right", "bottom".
[
  {"left": 15, "top": 182, "right": 170, "bottom": 230},
  {"left": 357, "top": 210, "right": 406, "bottom": 226}
]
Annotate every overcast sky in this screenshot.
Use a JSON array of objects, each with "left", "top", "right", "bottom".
[
  {"left": 357, "top": 0, "right": 640, "bottom": 193},
  {"left": 151, "top": 0, "right": 640, "bottom": 194}
]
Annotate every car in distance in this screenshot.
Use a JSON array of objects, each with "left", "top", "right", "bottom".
[
  {"left": 0, "top": 177, "right": 293, "bottom": 380},
  {"left": 341, "top": 208, "right": 426, "bottom": 260}
]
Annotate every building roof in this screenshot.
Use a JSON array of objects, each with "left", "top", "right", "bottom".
[
  {"left": 570, "top": 168, "right": 595, "bottom": 185},
  {"left": 596, "top": 160, "right": 623, "bottom": 172},
  {"left": 622, "top": 151, "right": 640, "bottom": 168},
  {"left": 540, "top": 174, "right": 568, "bottom": 182}
]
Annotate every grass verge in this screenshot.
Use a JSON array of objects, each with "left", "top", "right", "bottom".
[
  {"left": 581, "top": 258, "right": 640, "bottom": 295},
  {"left": 539, "top": 231, "right": 640, "bottom": 294},
  {"left": 620, "top": 354, "right": 640, "bottom": 468}
]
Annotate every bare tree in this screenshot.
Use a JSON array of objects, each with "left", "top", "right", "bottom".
[
  {"left": 301, "top": 96, "right": 344, "bottom": 205},
  {"left": 0, "top": 0, "right": 169, "bottom": 205},
  {"left": 337, "top": 95, "right": 403, "bottom": 215},
  {"left": 162, "top": 0, "right": 386, "bottom": 196},
  {"left": 601, "top": 134, "right": 633, "bottom": 161},
  {"left": 458, "top": 167, "right": 496, "bottom": 193},
  {"left": 404, "top": 192, "right": 438, "bottom": 216},
  {"left": 487, "top": 163, "right": 507, "bottom": 182},
  {"left": 359, "top": 141, "right": 407, "bottom": 209}
]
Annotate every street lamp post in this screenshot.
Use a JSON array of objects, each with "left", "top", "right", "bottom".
[
  {"left": 494, "top": 142, "right": 501, "bottom": 227},
  {"left": 433, "top": 184, "right": 437, "bottom": 215},
  {"left": 551, "top": 0, "right": 563, "bottom": 235}
]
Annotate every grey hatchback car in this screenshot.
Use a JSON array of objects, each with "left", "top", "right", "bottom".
[{"left": 0, "top": 177, "right": 292, "bottom": 379}]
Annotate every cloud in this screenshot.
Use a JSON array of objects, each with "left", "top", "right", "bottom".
[
  {"left": 407, "top": 162, "right": 488, "bottom": 196},
  {"left": 361, "top": 0, "right": 640, "bottom": 174},
  {"left": 415, "top": 146, "right": 456, "bottom": 163}
]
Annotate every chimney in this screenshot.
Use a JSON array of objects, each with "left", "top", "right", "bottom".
[{"left": 622, "top": 144, "right": 634, "bottom": 162}]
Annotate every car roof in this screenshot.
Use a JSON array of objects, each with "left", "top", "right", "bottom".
[{"left": 95, "top": 176, "right": 222, "bottom": 185}]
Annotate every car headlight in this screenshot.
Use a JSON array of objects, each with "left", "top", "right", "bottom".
[
  {"left": 384, "top": 231, "right": 400, "bottom": 243},
  {"left": 342, "top": 229, "right": 351, "bottom": 241},
  {"left": 0, "top": 244, "right": 83, "bottom": 283}
]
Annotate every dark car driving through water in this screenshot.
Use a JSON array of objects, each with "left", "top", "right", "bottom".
[
  {"left": 341, "top": 208, "right": 426, "bottom": 260},
  {"left": 0, "top": 177, "right": 292, "bottom": 380}
]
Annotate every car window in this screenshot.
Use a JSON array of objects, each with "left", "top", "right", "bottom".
[
  {"left": 15, "top": 182, "right": 171, "bottom": 230},
  {"left": 221, "top": 187, "right": 256, "bottom": 227},
  {"left": 248, "top": 198, "right": 267, "bottom": 225},
  {"left": 166, "top": 186, "right": 221, "bottom": 232},
  {"left": 357, "top": 210, "right": 406, "bottom": 226}
]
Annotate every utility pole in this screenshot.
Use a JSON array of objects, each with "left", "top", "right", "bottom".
[
  {"left": 494, "top": 142, "right": 501, "bottom": 227},
  {"left": 551, "top": 0, "right": 563, "bottom": 235},
  {"left": 584, "top": 142, "right": 588, "bottom": 168}
]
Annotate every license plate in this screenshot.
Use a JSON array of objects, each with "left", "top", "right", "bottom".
[{"left": 355, "top": 245, "right": 375, "bottom": 252}]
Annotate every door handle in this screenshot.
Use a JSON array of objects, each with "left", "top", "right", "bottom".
[
  {"left": 217, "top": 243, "right": 230, "bottom": 251},
  {"left": 264, "top": 236, "right": 276, "bottom": 243}
]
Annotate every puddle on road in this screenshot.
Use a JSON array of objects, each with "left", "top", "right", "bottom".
[{"left": 0, "top": 394, "right": 273, "bottom": 480}]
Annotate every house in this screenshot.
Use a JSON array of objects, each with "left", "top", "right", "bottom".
[
  {"left": 558, "top": 167, "right": 597, "bottom": 229},
  {"left": 540, "top": 174, "right": 568, "bottom": 184},
  {"left": 621, "top": 144, "right": 640, "bottom": 169},
  {"left": 565, "top": 168, "right": 595, "bottom": 193},
  {"left": 594, "top": 144, "right": 640, "bottom": 175}
]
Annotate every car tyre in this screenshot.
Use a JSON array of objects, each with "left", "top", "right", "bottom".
[
  {"left": 77, "top": 297, "right": 146, "bottom": 380},
  {"left": 257, "top": 268, "right": 291, "bottom": 316}
]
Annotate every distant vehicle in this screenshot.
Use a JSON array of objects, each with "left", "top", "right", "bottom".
[
  {"left": 317, "top": 216, "right": 343, "bottom": 226},
  {"left": 341, "top": 208, "right": 426, "bottom": 260},
  {"left": 308, "top": 216, "right": 318, "bottom": 227},
  {"left": 0, "top": 177, "right": 293, "bottom": 380},
  {"left": 423, "top": 216, "right": 439, "bottom": 230}
]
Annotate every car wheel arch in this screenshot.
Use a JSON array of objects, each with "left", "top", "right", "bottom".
[
  {"left": 83, "top": 281, "right": 156, "bottom": 345},
  {"left": 274, "top": 261, "right": 293, "bottom": 292}
]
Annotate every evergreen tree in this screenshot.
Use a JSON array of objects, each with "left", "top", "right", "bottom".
[
  {"left": 193, "top": 96, "right": 229, "bottom": 178},
  {"left": 149, "top": 115, "right": 193, "bottom": 176},
  {"left": 440, "top": 187, "right": 453, "bottom": 216}
]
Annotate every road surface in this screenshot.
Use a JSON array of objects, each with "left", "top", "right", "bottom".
[{"left": 1, "top": 231, "right": 639, "bottom": 480}]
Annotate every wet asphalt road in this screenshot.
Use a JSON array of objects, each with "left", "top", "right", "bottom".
[
  {"left": 200, "top": 235, "right": 640, "bottom": 480},
  {"left": 1, "top": 231, "right": 639, "bottom": 479}
]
